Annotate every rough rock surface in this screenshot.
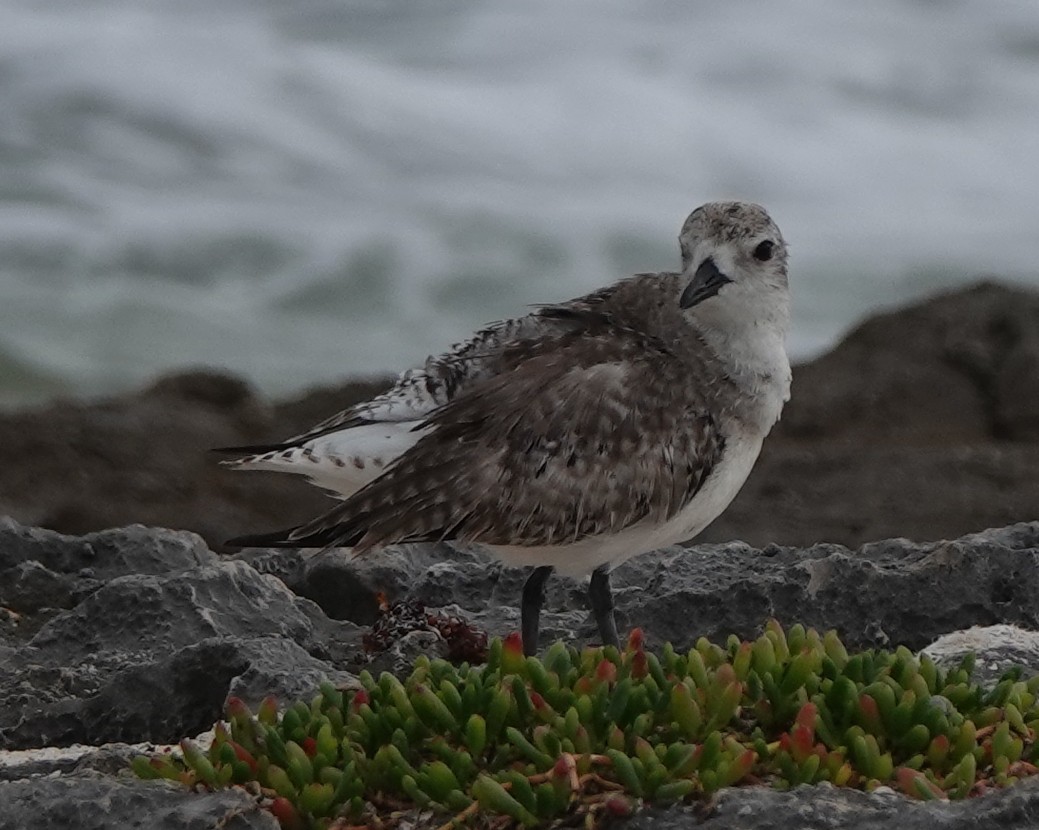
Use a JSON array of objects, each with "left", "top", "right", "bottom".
[
  {"left": 0, "top": 521, "right": 361, "bottom": 751},
  {"left": 629, "top": 777, "right": 1039, "bottom": 829},
  {"left": 3, "top": 519, "right": 1039, "bottom": 828},
  {"left": 0, "top": 770, "right": 279, "bottom": 830},
  {"left": 923, "top": 625, "right": 1039, "bottom": 686},
  {"left": 233, "top": 523, "right": 1039, "bottom": 655},
  {"left": 0, "top": 282, "right": 1037, "bottom": 551}
]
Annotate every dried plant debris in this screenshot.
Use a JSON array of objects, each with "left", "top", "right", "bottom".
[
  {"left": 134, "top": 622, "right": 1039, "bottom": 828},
  {"left": 363, "top": 594, "right": 488, "bottom": 664}
]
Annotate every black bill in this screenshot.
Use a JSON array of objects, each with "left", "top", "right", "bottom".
[{"left": 679, "top": 257, "right": 732, "bottom": 309}]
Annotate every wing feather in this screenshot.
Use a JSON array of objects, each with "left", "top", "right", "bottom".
[{"left": 282, "top": 317, "right": 729, "bottom": 551}]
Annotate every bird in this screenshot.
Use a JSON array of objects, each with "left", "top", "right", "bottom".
[{"left": 219, "top": 201, "right": 792, "bottom": 656}]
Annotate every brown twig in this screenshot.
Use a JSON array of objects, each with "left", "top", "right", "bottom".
[
  {"left": 578, "top": 773, "right": 624, "bottom": 791},
  {"left": 435, "top": 799, "right": 480, "bottom": 830}
]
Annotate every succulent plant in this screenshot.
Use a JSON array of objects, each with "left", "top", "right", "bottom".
[{"left": 133, "top": 621, "right": 1039, "bottom": 828}]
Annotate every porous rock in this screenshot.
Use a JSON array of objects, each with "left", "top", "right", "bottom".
[
  {"left": 0, "top": 521, "right": 216, "bottom": 626},
  {"left": 628, "top": 777, "right": 1039, "bottom": 829},
  {"left": 610, "top": 522, "right": 1039, "bottom": 653},
  {"left": 923, "top": 624, "right": 1039, "bottom": 686},
  {"left": 0, "top": 770, "right": 278, "bottom": 830},
  {"left": 0, "top": 522, "right": 360, "bottom": 751},
  {"left": 3, "top": 519, "right": 1039, "bottom": 826},
  {"left": 284, "top": 522, "right": 1039, "bottom": 655}
]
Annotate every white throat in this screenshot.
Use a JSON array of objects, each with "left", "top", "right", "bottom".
[{"left": 690, "top": 285, "right": 792, "bottom": 429}]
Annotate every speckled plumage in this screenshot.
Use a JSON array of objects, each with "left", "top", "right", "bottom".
[{"left": 224, "top": 201, "right": 792, "bottom": 581}]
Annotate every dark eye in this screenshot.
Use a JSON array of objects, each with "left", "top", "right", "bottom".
[{"left": 753, "top": 240, "right": 775, "bottom": 261}]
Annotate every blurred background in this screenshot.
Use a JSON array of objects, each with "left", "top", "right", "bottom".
[{"left": 2, "top": 0, "right": 1038, "bottom": 409}]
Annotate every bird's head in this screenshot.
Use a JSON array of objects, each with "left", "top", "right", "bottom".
[{"left": 677, "top": 201, "right": 790, "bottom": 333}]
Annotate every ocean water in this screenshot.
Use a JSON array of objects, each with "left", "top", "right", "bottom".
[{"left": 1, "top": 0, "right": 1038, "bottom": 407}]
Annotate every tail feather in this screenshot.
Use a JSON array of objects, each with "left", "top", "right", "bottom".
[
  {"left": 211, "top": 442, "right": 292, "bottom": 455},
  {"left": 224, "top": 522, "right": 367, "bottom": 550},
  {"left": 213, "top": 415, "right": 375, "bottom": 457},
  {"left": 223, "top": 527, "right": 304, "bottom": 549}
]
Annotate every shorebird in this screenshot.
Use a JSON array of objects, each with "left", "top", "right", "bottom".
[{"left": 220, "top": 201, "right": 791, "bottom": 655}]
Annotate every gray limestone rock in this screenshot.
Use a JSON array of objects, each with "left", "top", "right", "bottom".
[
  {"left": 608, "top": 522, "right": 1039, "bottom": 653},
  {"left": 4, "top": 517, "right": 1039, "bottom": 827},
  {"left": 627, "top": 777, "right": 1039, "bottom": 829},
  {"left": 923, "top": 624, "right": 1039, "bottom": 686},
  {"left": 0, "top": 520, "right": 217, "bottom": 586},
  {"left": 0, "top": 770, "right": 278, "bottom": 830},
  {"left": 296, "top": 522, "right": 1039, "bottom": 655},
  {"left": 0, "top": 522, "right": 360, "bottom": 751}
]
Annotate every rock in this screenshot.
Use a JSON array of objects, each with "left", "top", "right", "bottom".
[
  {"left": 0, "top": 521, "right": 215, "bottom": 592},
  {"left": 223, "top": 636, "right": 358, "bottom": 704},
  {"left": 617, "top": 522, "right": 1038, "bottom": 652},
  {"left": 2, "top": 560, "right": 75, "bottom": 615},
  {"left": 3, "top": 518, "right": 1039, "bottom": 745},
  {"left": 0, "top": 282, "right": 1037, "bottom": 550},
  {"left": 365, "top": 629, "right": 450, "bottom": 678},
  {"left": 0, "top": 522, "right": 361, "bottom": 751},
  {"left": 0, "top": 522, "right": 222, "bottom": 644},
  {"left": 280, "top": 522, "right": 1039, "bottom": 656},
  {"left": 704, "top": 440, "right": 1039, "bottom": 549},
  {"left": 778, "top": 281, "right": 1039, "bottom": 444},
  {"left": 0, "top": 770, "right": 278, "bottom": 830},
  {"left": 26, "top": 560, "right": 315, "bottom": 656},
  {"left": 295, "top": 544, "right": 501, "bottom": 624},
  {"left": 0, "top": 370, "right": 392, "bottom": 551},
  {"left": 699, "top": 281, "right": 1039, "bottom": 548},
  {"left": 2, "top": 519, "right": 1039, "bottom": 827},
  {"left": 1, "top": 743, "right": 112, "bottom": 782},
  {"left": 2, "top": 636, "right": 355, "bottom": 750},
  {"left": 626, "top": 776, "right": 1039, "bottom": 829},
  {"left": 923, "top": 624, "right": 1039, "bottom": 686}
]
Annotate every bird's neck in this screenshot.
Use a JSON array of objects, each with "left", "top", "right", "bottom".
[{"left": 691, "top": 300, "right": 792, "bottom": 431}]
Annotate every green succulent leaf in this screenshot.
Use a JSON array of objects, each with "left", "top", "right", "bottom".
[{"left": 132, "top": 625, "right": 1039, "bottom": 827}]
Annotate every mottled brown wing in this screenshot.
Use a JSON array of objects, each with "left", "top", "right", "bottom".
[{"left": 286, "top": 323, "right": 727, "bottom": 551}]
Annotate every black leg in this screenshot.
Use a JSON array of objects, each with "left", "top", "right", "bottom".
[
  {"left": 589, "top": 565, "right": 620, "bottom": 649},
  {"left": 521, "top": 566, "right": 554, "bottom": 656}
]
